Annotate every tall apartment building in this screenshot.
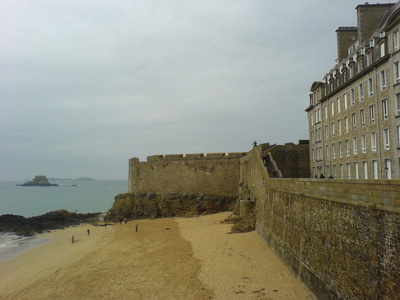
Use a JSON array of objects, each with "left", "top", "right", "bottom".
[{"left": 306, "top": 2, "right": 400, "bottom": 179}]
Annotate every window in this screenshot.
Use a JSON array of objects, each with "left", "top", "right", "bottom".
[
  {"left": 310, "top": 114, "right": 313, "bottom": 126},
  {"left": 383, "top": 128, "right": 390, "bottom": 150},
  {"left": 380, "top": 42, "right": 386, "bottom": 58},
  {"left": 345, "top": 139, "right": 349, "bottom": 156},
  {"left": 398, "top": 126, "right": 400, "bottom": 148},
  {"left": 363, "top": 161, "right": 368, "bottom": 179},
  {"left": 352, "top": 113, "right": 357, "bottom": 129},
  {"left": 333, "top": 164, "right": 336, "bottom": 177},
  {"left": 338, "top": 119, "right": 342, "bottom": 135},
  {"left": 332, "top": 143, "right": 336, "bottom": 158},
  {"left": 360, "top": 109, "right": 365, "bottom": 128},
  {"left": 325, "top": 125, "right": 329, "bottom": 139},
  {"left": 312, "top": 149, "right": 315, "bottom": 161},
  {"left": 343, "top": 93, "right": 348, "bottom": 110},
  {"left": 344, "top": 116, "right": 349, "bottom": 133},
  {"left": 326, "top": 145, "right": 330, "bottom": 158},
  {"left": 330, "top": 101, "right": 335, "bottom": 116},
  {"left": 331, "top": 122, "right": 335, "bottom": 136},
  {"left": 366, "top": 52, "right": 372, "bottom": 66},
  {"left": 353, "top": 137, "right": 358, "bottom": 154},
  {"left": 339, "top": 164, "right": 344, "bottom": 179},
  {"left": 361, "top": 135, "right": 367, "bottom": 153},
  {"left": 358, "top": 83, "right": 364, "bottom": 101},
  {"left": 380, "top": 70, "right": 386, "bottom": 90},
  {"left": 346, "top": 163, "right": 351, "bottom": 179},
  {"left": 317, "top": 109, "right": 321, "bottom": 123},
  {"left": 395, "top": 31, "right": 400, "bottom": 51},
  {"left": 397, "top": 94, "right": 400, "bottom": 115},
  {"left": 385, "top": 159, "right": 391, "bottom": 179},
  {"left": 395, "top": 62, "right": 400, "bottom": 83},
  {"left": 324, "top": 105, "right": 328, "bottom": 119},
  {"left": 370, "top": 105, "right": 375, "bottom": 124},
  {"left": 337, "top": 98, "right": 341, "bottom": 113},
  {"left": 354, "top": 162, "right": 359, "bottom": 179},
  {"left": 373, "top": 160, "right": 378, "bottom": 179},
  {"left": 368, "top": 77, "right": 374, "bottom": 96},
  {"left": 371, "top": 132, "right": 377, "bottom": 151},
  {"left": 339, "top": 141, "right": 343, "bottom": 157},
  {"left": 350, "top": 88, "right": 355, "bottom": 105},
  {"left": 382, "top": 99, "right": 388, "bottom": 120}
]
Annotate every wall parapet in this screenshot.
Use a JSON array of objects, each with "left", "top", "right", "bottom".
[{"left": 146, "top": 152, "right": 247, "bottom": 162}]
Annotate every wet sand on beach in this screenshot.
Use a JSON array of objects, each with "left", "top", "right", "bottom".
[{"left": 0, "top": 212, "right": 310, "bottom": 300}]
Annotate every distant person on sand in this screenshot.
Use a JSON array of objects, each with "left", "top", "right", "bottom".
[
  {"left": 71, "top": 235, "right": 75, "bottom": 244},
  {"left": 87, "top": 229, "right": 90, "bottom": 236},
  {"left": 136, "top": 224, "right": 138, "bottom": 232}
]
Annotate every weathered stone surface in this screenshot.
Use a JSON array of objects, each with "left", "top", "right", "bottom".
[{"left": 106, "top": 192, "right": 237, "bottom": 221}]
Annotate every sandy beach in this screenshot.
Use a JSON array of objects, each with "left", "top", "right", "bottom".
[{"left": 0, "top": 212, "right": 311, "bottom": 299}]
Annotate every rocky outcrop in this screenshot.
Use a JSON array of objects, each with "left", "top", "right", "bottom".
[
  {"left": 106, "top": 193, "right": 238, "bottom": 221},
  {"left": 17, "top": 175, "right": 59, "bottom": 186},
  {"left": 0, "top": 210, "right": 101, "bottom": 236}
]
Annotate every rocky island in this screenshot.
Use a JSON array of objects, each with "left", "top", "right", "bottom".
[{"left": 17, "top": 175, "right": 59, "bottom": 187}]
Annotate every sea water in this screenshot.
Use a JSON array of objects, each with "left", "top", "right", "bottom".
[
  {"left": 0, "top": 180, "right": 127, "bottom": 217},
  {"left": 0, "top": 180, "right": 127, "bottom": 260}
]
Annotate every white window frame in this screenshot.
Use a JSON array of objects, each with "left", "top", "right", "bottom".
[
  {"left": 371, "top": 132, "right": 377, "bottom": 152},
  {"left": 363, "top": 161, "right": 368, "bottom": 179},
  {"left": 332, "top": 143, "right": 336, "bottom": 158},
  {"left": 352, "top": 113, "right": 357, "bottom": 130},
  {"left": 354, "top": 162, "right": 359, "bottom": 179},
  {"left": 326, "top": 145, "right": 330, "bottom": 159},
  {"left": 343, "top": 93, "right": 348, "bottom": 110},
  {"left": 331, "top": 122, "right": 335, "bottom": 136},
  {"left": 397, "top": 93, "right": 400, "bottom": 116},
  {"left": 361, "top": 135, "right": 367, "bottom": 153},
  {"left": 373, "top": 160, "right": 379, "bottom": 179},
  {"left": 368, "top": 77, "right": 374, "bottom": 97},
  {"left": 345, "top": 139, "right": 350, "bottom": 156},
  {"left": 358, "top": 83, "right": 364, "bottom": 102},
  {"left": 353, "top": 137, "right": 358, "bottom": 154},
  {"left": 370, "top": 105, "right": 375, "bottom": 124},
  {"left": 360, "top": 109, "right": 365, "bottom": 127},
  {"left": 395, "top": 61, "right": 400, "bottom": 84},
  {"left": 394, "top": 30, "right": 400, "bottom": 51},
  {"left": 338, "top": 119, "right": 342, "bottom": 136},
  {"left": 380, "top": 70, "right": 386, "bottom": 91},
  {"left": 380, "top": 42, "right": 386, "bottom": 58},
  {"left": 383, "top": 128, "right": 390, "bottom": 150},
  {"left": 382, "top": 99, "right": 388, "bottom": 120},
  {"left": 339, "top": 141, "right": 343, "bottom": 157},
  {"left": 346, "top": 163, "right": 351, "bottom": 179},
  {"left": 350, "top": 88, "right": 355, "bottom": 105}
]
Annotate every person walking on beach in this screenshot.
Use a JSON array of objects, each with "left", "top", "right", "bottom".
[
  {"left": 87, "top": 229, "right": 90, "bottom": 236},
  {"left": 71, "top": 235, "right": 75, "bottom": 244},
  {"left": 136, "top": 224, "right": 138, "bottom": 233}
]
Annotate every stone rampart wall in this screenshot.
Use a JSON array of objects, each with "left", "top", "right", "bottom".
[
  {"left": 241, "top": 147, "right": 400, "bottom": 299},
  {"left": 129, "top": 152, "right": 247, "bottom": 196}
]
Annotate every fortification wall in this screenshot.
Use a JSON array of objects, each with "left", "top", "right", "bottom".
[
  {"left": 129, "top": 152, "right": 247, "bottom": 196},
  {"left": 241, "top": 147, "right": 400, "bottom": 299}
]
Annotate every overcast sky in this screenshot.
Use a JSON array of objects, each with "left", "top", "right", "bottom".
[{"left": 1, "top": 0, "right": 370, "bottom": 180}]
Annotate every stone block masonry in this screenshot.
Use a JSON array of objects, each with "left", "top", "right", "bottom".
[
  {"left": 242, "top": 147, "right": 400, "bottom": 299},
  {"left": 129, "top": 152, "right": 247, "bottom": 196}
]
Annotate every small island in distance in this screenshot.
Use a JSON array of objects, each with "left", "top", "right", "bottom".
[
  {"left": 17, "top": 175, "right": 59, "bottom": 187},
  {"left": 17, "top": 176, "right": 96, "bottom": 186}
]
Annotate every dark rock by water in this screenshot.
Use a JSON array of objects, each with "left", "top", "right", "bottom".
[{"left": 0, "top": 210, "right": 101, "bottom": 236}]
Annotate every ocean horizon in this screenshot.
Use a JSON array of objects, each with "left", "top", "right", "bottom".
[{"left": 0, "top": 179, "right": 127, "bottom": 218}]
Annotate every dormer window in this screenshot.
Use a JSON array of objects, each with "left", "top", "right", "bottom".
[
  {"left": 394, "top": 31, "right": 399, "bottom": 52},
  {"left": 380, "top": 42, "right": 386, "bottom": 58},
  {"left": 366, "top": 52, "right": 372, "bottom": 66}
]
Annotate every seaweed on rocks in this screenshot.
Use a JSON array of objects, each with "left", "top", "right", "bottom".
[{"left": 0, "top": 210, "right": 101, "bottom": 236}]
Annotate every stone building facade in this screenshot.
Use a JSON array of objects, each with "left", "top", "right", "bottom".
[{"left": 306, "top": 3, "right": 400, "bottom": 179}]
